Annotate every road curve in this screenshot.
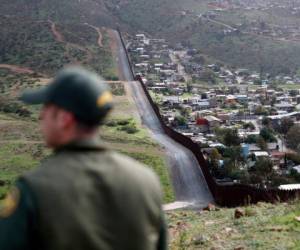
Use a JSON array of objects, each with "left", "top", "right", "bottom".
[{"left": 112, "top": 30, "right": 214, "bottom": 207}]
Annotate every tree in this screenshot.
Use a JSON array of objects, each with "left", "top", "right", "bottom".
[
  {"left": 260, "top": 128, "right": 277, "bottom": 143},
  {"left": 223, "top": 129, "right": 241, "bottom": 146},
  {"left": 270, "top": 96, "right": 277, "bottom": 107},
  {"left": 186, "top": 80, "right": 192, "bottom": 93},
  {"left": 256, "top": 136, "right": 268, "bottom": 151},
  {"left": 255, "top": 106, "right": 268, "bottom": 115},
  {"left": 286, "top": 125, "right": 300, "bottom": 152},
  {"left": 180, "top": 107, "right": 191, "bottom": 118},
  {"left": 290, "top": 169, "right": 300, "bottom": 183},
  {"left": 243, "top": 122, "right": 255, "bottom": 131},
  {"left": 254, "top": 158, "right": 274, "bottom": 176},
  {"left": 174, "top": 115, "right": 187, "bottom": 127},
  {"left": 223, "top": 146, "right": 243, "bottom": 169},
  {"left": 192, "top": 54, "right": 206, "bottom": 65},
  {"left": 250, "top": 158, "right": 275, "bottom": 188},
  {"left": 198, "top": 69, "right": 217, "bottom": 84},
  {"left": 209, "top": 148, "right": 222, "bottom": 177},
  {"left": 279, "top": 118, "right": 294, "bottom": 135},
  {"left": 262, "top": 117, "right": 271, "bottom": 127},
  {"left": 245, "top": 134, "right": 258, "bottom": 144}
]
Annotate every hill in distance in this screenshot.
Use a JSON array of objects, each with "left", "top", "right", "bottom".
[{"left": 3, "top": 0, "right": 300, "bottom": 76}]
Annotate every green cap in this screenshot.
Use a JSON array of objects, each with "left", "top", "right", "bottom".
[{"left": 20, "top": 67, "right": 113, "bottom": 125}]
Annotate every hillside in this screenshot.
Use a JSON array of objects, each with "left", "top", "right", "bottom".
[
  {"left": 2, "top": 0, "right": 300, "bottom": 75},
  {"left": 0, "top": 15, "right": 117, "bottom": 79},
  {"left": 0, "top": 69, "right": 174, "bottom": 202},
  {"left": 167, "top": 201, "right": 300, "bottom": 249},
  {"left": 0, "top": 1, "right": 300, "bottom": 248},
  {"left": 0, "top": 0, "right": 178, "bottom": 202},
  {"left": 112, "top": 0, "right": 300, "bottom": 76},
  {"left": 0, "top": 0, "right": 117, "bottom": 27}
]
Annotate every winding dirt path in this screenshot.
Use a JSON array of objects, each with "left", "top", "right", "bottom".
[
  {"left": 48, "top": 20, "right": 93, "bottom": 64},
  {"left": 84, "top": 23, "right": 103, "bottom": 47},
  {"left": 49, "top": 20, "right": 64, "bottom": 42},
  {"left": 0, "top": 64, "right": 35, "bottom": 74},
  {"left": 95, "top": 27, "right": 104, "bottom": 47},
  {"left": 0, "top": 140, "right": 44, "bottom": 144}
]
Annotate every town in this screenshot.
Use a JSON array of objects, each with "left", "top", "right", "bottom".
[
  {"left": 174, "top": 0, "right": 300, "bottom": 43},
  {"left": 127, "top": 32, "right": 300, "bottom": 189}
]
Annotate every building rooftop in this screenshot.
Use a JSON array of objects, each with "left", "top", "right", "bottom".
[
  {"left": 268, "top": 111, "right": 300, "bottom": 120},
  {"left": 254, "top": 151, "right": 269, "bottom": 157},
  {"left": 279, "top": 184, "right": 300, "bottom": 190}
]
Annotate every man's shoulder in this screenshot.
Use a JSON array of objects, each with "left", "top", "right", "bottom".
[
  {"left": 108, "top": 151, "right": 160, "bottom": 182},
  {"left": 23, "top": 149, "right": 160, "bottom": 182},
  {"left": 20, "top": 153, "right": 64, "bottom": 184},
  {"left": 107, "top": 151, "right": 163, "bottom": 202},
  {"left": 22, "top": 149, "right": 162, "bottom": 197},
  {"left": 104, "top": 151, "right": 161, "bottom": 191}
]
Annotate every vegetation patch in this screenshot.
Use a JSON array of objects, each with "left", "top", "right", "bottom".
[
  {"left": 0, "top": 142, "right": 49, "bottom": 199},
  {"left": 109, "top": 82, "right": 125, "bottom": 96},
  {"left": 167, "top": 201, "right": 300, "bottom": 249},
  {"left": 0, "top": 16, "right": 117, "bottom": 79},
  {"left": 121, "top": 151, "right": 175, "bottom": 203}
]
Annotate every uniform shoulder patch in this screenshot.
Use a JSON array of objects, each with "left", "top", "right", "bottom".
[
  {"left": 97, "top": 91, "right": 113, "bottom": 108},
  {"left": 0, "top": 187, "right": 20, "bottom": 218}
]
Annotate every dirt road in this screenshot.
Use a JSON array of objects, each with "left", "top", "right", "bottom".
[
  {"left": 48, "top": 20, "right": 93, "bottom": 64},
  {"left": 0, "top": 64, "right": 34, "bottom": 74},
  {"left": 84, "top": 23, "right": 103, "bottom": 47}
]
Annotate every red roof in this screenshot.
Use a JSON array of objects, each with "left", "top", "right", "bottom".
[
  {"left": 196, "top": 118, "right": 209, "bottom": 126},
  {"left": 271, "top": 151, "right": 285, "bottom": 158}
]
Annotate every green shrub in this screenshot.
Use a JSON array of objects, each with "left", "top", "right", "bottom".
[
  {"left": 245, "top": 134, "right": 258, "bottom": 144},
  {"left": 105, "top": 120, "right": 118, "bottom": 127},
  {"left": 0, "top": 102, "right": 31, "bottom": 117},
  {"left": 117, "top": 119, "right": 131, "bottom": 126},
  {"left": 120, "top": 124, "right": 139, "bottom": 134}
]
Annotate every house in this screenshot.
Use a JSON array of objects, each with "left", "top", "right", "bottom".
[
  {"left": 268, "top": 111, "right": 300, "bottom": 127},
  {"left": 225, "top": 95, "right": 237, "bottom": 105},
  {"left": 271, "top": 151, "right": 286, "bottom": 168},
  {"left": 136, "top": 48, "right": 144, "bottom": 54},
  {"left": 279, "top": 184, "right": 300, "bottom": 190},
  {"left": 140, "top": 54, "right": 150, "bottom": 59},
  {"left": 235, "top": 95, "right": 248, "bottom": 104},
  {"left": 209, "top": 142, "right": 226, "bottom": 148},
  {"left": 216, "top": 112, "right": 231, "bottom": 123},
  {"left": 253, "top": 151, "right": 269, "bottom": 158},
  {"left": 162, "top": 96, "right": 181, "bottom": 108},
  {"left": 136, "top": 34, "right": 146, "bottom": 39},
  {"left": 196, "top": 118, "right": 209, "bottom": 133},
  {"left": 204, "top": 115, "right": 221, "bottom": 131},
  {"left": 274, "top": 102, "right": 295, "bottom": 112},
  {"left": 197, "top": 101, "right": 211, "bottom": 110},
  {"left": 188, "top": 97, "right": 210, "bottom": 110}
]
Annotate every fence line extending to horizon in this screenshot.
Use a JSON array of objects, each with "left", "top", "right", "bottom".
[{"left": 117, "top": 29, "right": 300, "bottom": 207}]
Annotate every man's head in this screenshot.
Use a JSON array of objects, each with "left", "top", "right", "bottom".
[{"left": 20, "top": 67, "right": 113, "bottom": 148}]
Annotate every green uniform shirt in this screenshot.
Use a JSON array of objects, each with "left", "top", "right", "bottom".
[{"left": 0, "top": 138, "right": 167, "bottom": 250}]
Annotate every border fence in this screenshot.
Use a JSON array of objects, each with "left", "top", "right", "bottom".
[{"left": 117, "top": 30, "right": 300, "bottom": 207}]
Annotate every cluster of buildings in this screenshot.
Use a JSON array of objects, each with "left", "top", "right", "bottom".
[
  {"left": 181, "top": 1, "right": 300, "bottom": 43},
  {"left": 127, "top": 32, "right": 300, "bottom": 182}
]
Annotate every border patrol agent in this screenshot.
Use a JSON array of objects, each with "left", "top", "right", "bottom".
[{"left": 0, "top": 67, "right": 167, "bottom": 250}]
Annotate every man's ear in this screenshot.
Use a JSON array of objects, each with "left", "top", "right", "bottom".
[{"left": 57, "top": 110, "right": 76, "bottom": 129}]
